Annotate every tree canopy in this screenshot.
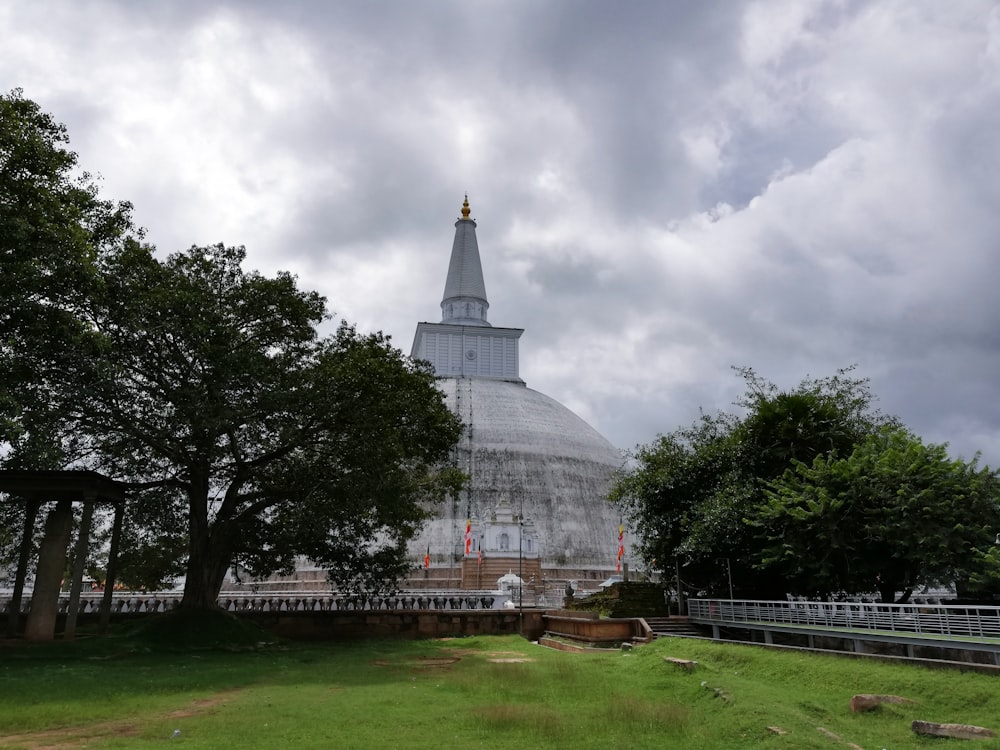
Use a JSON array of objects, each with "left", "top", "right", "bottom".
[
  {"left": 2, "top": 93, "right": 466, "bottom": 608},
  {"left": 759, "top": 426, "right": 1000, "bottom": 603},
  {"left": 612, "top": 367, "right": 999, "bottom": 602},
  {"left": 1, "top": 88, "right": 136, "bottom": 469},
  {"left": 72, "top": 243, "right": 465, "bottom": 607}
]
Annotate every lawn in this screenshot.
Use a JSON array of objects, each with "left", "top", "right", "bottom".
[{"left": 1, "top": 631, "right": 998, "bottom": 749}]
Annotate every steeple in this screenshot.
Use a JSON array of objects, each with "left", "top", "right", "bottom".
[
  {"left": 411, "top": 197, "right": 523, "bottom": 382},
  {"left": 441, "top": 195, "right": 490, "bottom": 327}
]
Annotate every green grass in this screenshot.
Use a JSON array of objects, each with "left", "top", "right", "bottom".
[{"left": 1, "top": 632, "right": 999, "bottom": 748}]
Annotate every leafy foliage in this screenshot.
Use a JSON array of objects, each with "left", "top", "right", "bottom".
[
  {"left": 0, "top": 88, "right": 136, "bottom": 469},
  {"left": 71, "top": 243, "right": 464, "bottom": 606},
  {"left": 2, "top": 93, "right": 465, "bottom": 607},
  {"left": 760, "top": 427, "right": 1000, "bottom": 602},
  {"left": 612, "top": 367, "right": 903, "bottom": 597}
]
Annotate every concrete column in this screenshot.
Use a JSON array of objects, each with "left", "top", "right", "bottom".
[
  {"left": 675, "top": 559, "right": 685, "bottom": 615},
  {"left": 99, "top": 503, "right": 125, "bottom": 634},
  {"left": 6, "top": 498, "right": 40, "bottom": 638},
  {"left": 64, "top": 499, "right": 95, "bottom": 639},
  {"left": 24, "top": 500, "right": 73, "bottom": 641},
  {"left": 764, "top": 630, "right": 773, "bottom": 645},
  {"left": 712, "top": 624, "right": 720, "bottom": 639}
]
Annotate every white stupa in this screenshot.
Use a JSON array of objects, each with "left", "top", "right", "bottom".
[{"left": 409, "top": 197, "right": 626, "bottom": 594}]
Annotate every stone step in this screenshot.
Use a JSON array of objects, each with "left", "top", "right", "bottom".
[{"left": 643, "top": 616, "right": 710, "bottom": 639}]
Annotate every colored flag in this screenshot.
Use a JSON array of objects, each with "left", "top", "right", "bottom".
[
  {"left": 465, "top": 517, "right": 472, "bottom": 555},
  {"left": 424, "top": 546, "right": 430, "bottom": 569},
  {"left": 478, "top": 547, "right": 483, "bottom": 565},
  {"left": 616, "top": 519, "right": 625, "bottom": 572}
]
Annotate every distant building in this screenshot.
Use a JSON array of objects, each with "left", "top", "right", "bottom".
[{"left": 408, "top": 198, "right": 627, "bottom": 600}]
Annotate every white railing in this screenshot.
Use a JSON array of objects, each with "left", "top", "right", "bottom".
[
  {"left": 0, "top": 589, "right": 510, "bottom": 616},
  {"left": 687, "top": 598, "right": 1000, "bottom": 640}
]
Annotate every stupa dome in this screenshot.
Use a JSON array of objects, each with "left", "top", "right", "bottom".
[
  {"left": 408, "top": 199, "right": 626, "bottom": 588},
  {"left": 416, "top": 377, "right": 623, "bottom": 569}
]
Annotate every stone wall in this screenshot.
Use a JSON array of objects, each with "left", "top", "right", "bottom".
[
  {"left": 241, "top": 609, "right": 547, "bottom": 641},
  {"left": 542, "top": 614, "right": 647, "bottom": 644}
]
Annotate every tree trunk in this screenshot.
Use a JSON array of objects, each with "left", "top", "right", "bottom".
[
  {"left": 180, "top": 487, "right": 235, "bottom": 610},
  {"left": 878, "top": 582, "right": 900, "bottom": 604},
  {"left": 180, "top": 530, "right": 233, "bottom": 610}
]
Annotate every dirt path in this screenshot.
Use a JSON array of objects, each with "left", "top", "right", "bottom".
[{"left": 0, "top": 691, "right": 240, "bottom": 749}]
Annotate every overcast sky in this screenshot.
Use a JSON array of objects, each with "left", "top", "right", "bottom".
[{"left": 4, "top": 0, "right": 999, "bottom": 467}]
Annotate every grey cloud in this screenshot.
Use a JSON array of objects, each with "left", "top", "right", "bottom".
[{"left": 4, "top": 0, "right": 998, "bottom": 469}]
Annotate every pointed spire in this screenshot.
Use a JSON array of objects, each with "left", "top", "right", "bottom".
[{"left": 441, "top": 196, "right": 490, "bottom": 326}]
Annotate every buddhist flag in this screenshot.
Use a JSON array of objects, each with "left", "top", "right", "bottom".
[
  {"left": 616, "top": 520, "right": 625, "bottom": 572},
  {"left": 424, "top": 546, "right": 430, "bottom": 569},
  {"left": 465, "top": 517, "right": 472, "bottom": 556}
]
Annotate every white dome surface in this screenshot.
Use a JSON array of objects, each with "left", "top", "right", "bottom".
[{"left": 412, "top": 376, "right": 625, "bottom": 571}]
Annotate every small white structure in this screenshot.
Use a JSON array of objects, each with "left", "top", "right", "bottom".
[
  {"left": 497, "top": 570, "right": 525, "bottom": 607},
  {"left": 472, "top": 497, "right": 538, "bottom": 558}
]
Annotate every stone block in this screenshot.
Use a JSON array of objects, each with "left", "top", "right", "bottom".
[
  {"left": 664, "top": 657, "right": 698, "bottom": 671},
  {"left": 912, "top": 721, "right": 996, "bottom": 740}
]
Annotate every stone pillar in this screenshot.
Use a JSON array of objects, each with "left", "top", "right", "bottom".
[
  {"left": 24, "top": 500, "right": 73, "bottom": 641},
  {"left": 5, "top": 498, "right": 40, "bottom": 638},
  {"left": 99, "top": 503, "right": 125, "bottom": 634},
  {"left": 64, "top": 499, "right": 95, "bottom": 639},
  {"left": 675, "top": 559, "right": 686, "bottom": 615}
]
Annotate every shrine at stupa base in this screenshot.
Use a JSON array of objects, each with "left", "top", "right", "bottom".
[
  {"left": 403, "top": 559, "right": 609, "bottom": 606},
  {"left": 405, "top": 557, "right": 544, "bottom": 591}
]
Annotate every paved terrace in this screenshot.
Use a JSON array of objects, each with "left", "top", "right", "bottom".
[{"left": 688, "top": 598, "right": 1000, "bottom": 666}]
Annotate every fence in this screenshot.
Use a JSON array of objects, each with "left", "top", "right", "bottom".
[
  {"left": 687, "top": 598, "right": 1000, "bottom": 640},
  {"left": 0, "top": 589, "right": 511, "bottom": 617}
]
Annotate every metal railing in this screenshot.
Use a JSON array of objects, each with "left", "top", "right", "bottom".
[{"left": 687, "top": 598, "right": 1000, "bottom": 640}]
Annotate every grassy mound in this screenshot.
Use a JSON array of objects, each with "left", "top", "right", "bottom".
[
  {"left": 569, "top": 582, "right": 671, "bottom": 617},
  {"left": 127, "top": 607, "right": 279, "bottom": 651}
]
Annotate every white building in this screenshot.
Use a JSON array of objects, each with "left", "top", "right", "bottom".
[{"left": 408, "top": 198, "right": 629, "bottom": 596}]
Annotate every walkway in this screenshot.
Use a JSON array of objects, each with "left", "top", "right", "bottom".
[{"left": 687, "top": 598, "right": 1000, "bottom": 666}]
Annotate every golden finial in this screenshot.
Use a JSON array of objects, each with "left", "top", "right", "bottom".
[{"left": 461, "top": 194, "right": 471, "bottom": 219}]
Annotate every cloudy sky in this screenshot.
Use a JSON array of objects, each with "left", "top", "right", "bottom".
[{"left": 4, "top": 0, "right": 999, "bottom": 466}]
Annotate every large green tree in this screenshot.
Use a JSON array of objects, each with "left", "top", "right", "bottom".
[
  {"left": 759, "top": 427, "right": 999, "bottom": 603},
  {"left": 1, "top": 89, "right": 135, "bottom": 467},
  {"left": 1, "top": 90, "right": 137, "bottom": 596},
  {"left": 73, "top": 243, "right": 464, "bottom": 608},
  {"left": 611, "top": 367, "right": 895, "bottom": 597},
  {"left": 3, "top": 92, "right": 464, "bottom": 608}
]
